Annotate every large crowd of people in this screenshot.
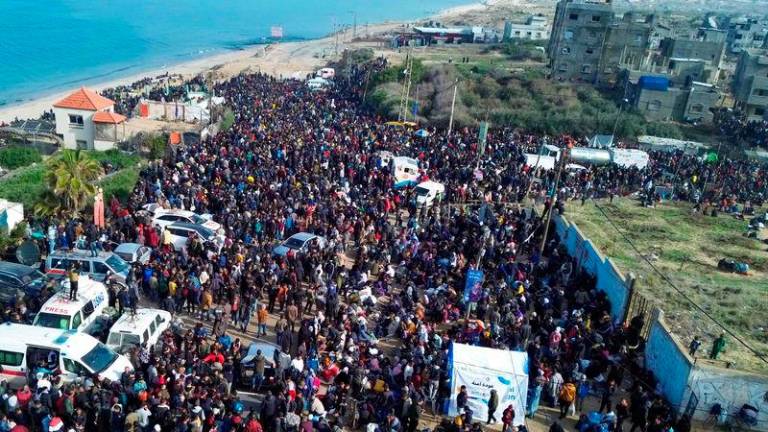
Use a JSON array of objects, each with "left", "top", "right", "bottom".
[{"left": 3, "top": 56, "right": 761, "bottom": 432}]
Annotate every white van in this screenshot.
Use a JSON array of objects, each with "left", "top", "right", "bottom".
[
  {"left": 33, "top": 276, "right": 109, "bottom": 333},
  {"left": 0, "top": 323, "right": 133, "bottom": 388},
  {"left": 414, "top": 181, "right": 446, "bottom": 207},
  {"left": 107, "top": 308, "right": 171, "bottom": 354},
  {"left": 391, "top": 156, "right": 421, "bottom": 189}
]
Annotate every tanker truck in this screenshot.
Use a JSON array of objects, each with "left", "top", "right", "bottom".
[{"left": 525, "top": 144, "right": 650, "bottom": 170}]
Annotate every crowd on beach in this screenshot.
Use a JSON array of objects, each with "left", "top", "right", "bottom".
[{"left": 2, "top": 56, "right": 765, "bottom": 432}]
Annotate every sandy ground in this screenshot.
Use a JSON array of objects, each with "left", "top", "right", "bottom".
[{"left": 0, "top": 0, "right": 553, "bottom": 125}]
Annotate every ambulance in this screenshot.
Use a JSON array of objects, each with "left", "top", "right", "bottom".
[
  {"left": 0, "top": 323, "right": 133, "bottom": 388},
  {"left": 33, "top": 276, "right": 110, "bottom": 333}
]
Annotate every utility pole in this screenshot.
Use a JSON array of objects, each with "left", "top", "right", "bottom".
[
  {"left": 398, "top": 51, "right": 413, "bottom": 122},
  {"left": 539, "top": 147, "right": 568, "bottom": 255},
  {"left": 448, "top": 78, "right": 459, "bottom": 135}
]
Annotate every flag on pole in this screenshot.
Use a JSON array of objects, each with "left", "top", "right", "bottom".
[
  {"left": 271, "top": 26, "right": 284, "bottom": 38},
  {"left": 478, "top": 121, "right": 489, "bottom": 155}
]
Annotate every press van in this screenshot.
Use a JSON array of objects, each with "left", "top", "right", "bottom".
[
  {"left": 0, "top": 323, "right": 133, "bottom": 388},
  {"left": 33, "top": 276, "right": 109, "bottom": 333}
]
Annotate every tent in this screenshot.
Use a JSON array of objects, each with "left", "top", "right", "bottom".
[{"left": 448, "top": 343, "right": 528, "bottom": 426}]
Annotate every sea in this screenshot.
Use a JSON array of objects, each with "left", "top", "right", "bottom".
[{"left": 0, "top": 0, "right": 472, "bottom": 106}]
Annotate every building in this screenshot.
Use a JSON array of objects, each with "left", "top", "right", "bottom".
[
  {"left": 732, "top": 49, "right": 768, "bottom": 121},
  {"left": 52, "top": 87, "right": 126, "bottom": 150},
  {"left": 598, "top": 12, "right": 656, "bottom": 86},
  {"left": 633, "top": 75, "right": 721, "bottom": 123},
  {"left": 725, "top": 16, "right": 768, "bottom": 53},
  {"left": 548, "top": 0, "right": 614, "bottom": 83},
  {"left": 503, "top": 15, "right": 551, "bottom": 41},
  {"left": 658, "top": 37, "right": 726, "bottom": 84}
]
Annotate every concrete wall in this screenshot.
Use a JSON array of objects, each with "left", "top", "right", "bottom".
[
  {"left": 682, "top": 366, "right": 768, "bottom": 427},
  {"left": 553, "top": 214, "right": 630, "bottom": 322},
  {"left": 645, "top": 314, "right": 693, "bottom": 409}
]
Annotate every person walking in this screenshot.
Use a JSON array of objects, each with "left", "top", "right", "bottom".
[
  {"left": 487, "top": 389, "right": 499, "bottom": 424},
  {"left": 709, "top": 334, "right": 726, "bottom": 360},
  {"left": 257, "top": 304, "right": 269, "bottom": 337},
  {"left": 558, "top": 380, "right": 576, "bottom": 419},
  {"left": 501, "top": 405, "right": 515, "bottom": 432},
  {"left": 689, "top": 336, "right": 701, "bottom": 357},
  {"left": 68, "top": 264, "right": 79, "bottom": 301}
]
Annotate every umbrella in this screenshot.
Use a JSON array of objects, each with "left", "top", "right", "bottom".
[{"left": 414, "top": 129, "right": 430, "bottom": 138}]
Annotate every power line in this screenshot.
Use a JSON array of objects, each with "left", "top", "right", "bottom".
[{"left": 590, "top": 201, "right": 768, "bottom": 366}]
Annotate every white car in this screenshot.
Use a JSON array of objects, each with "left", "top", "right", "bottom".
[
  {"left": 272, "top": 232, "right": 327, "bottom": 257},
  {"left": 145, "top": 206, "right": 221, "bottom": 232},
  {"left": 107, "top": 308, "right": 171, "bottom": 354},
  {"left": 165, "top": 222, "right": 224, "bottom": 253}
]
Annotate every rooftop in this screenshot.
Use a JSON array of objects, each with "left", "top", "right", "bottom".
[
  {"left": 92, "top": 111, "right": 127, "bottom": 124},
  {"left": 53, "top": 87, "right": 115, "bottom": 111}
]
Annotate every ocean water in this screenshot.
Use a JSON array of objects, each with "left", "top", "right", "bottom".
[{"left": 0, "top": 0, "right": 471, "bottom": 106}]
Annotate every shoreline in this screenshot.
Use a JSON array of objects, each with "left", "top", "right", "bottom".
[{"left": 0, "top": 1, "right": 495, "bottom": 124}]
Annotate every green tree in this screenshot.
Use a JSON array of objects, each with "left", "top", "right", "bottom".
[{"left": 36, "top": 150, "right": 102, "bottom": 216}]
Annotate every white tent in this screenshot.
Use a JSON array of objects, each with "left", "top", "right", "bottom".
[{"left": 448, "top": 343, "right": 528, "bottom": 426}]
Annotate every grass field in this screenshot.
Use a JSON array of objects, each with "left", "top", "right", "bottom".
[{"left": 564, "top": 198, "right": 768, "bottom": 372}]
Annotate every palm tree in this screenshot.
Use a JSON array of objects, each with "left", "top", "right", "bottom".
[{"left": 36, "top": 150, "right": 102, "bottom": 216}]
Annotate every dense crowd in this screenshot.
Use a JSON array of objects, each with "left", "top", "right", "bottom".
[
  {"left": 715, "top": 109, "right": 768, "bottom": 149},
  {"left": 2, "top": 57, "right": 749, "bottom": 432}
]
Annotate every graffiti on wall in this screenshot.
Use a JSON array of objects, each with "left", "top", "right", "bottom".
[{"left": 687, "top": 368, "right": 768, "bottom": 426}]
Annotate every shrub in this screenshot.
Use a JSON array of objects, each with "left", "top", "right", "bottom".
[
  {"left": 100, "top": 166, "right": 140, "bottom": 203},
  {"left": 87, "top": 149, "right": 140, "bottom": 169},
  {"left": 148, "top": 135, "right": 167, "bottom": 159},
  {"left": 0, "top": 164, "right": 46, "bottom": 207},
  {"left": 0, "top": 146, "right": 42, "bottom": 170}
]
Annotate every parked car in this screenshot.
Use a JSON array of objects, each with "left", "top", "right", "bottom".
[
  {"left": 0, "top": 323, "right": 133, "bottom": 389},
  {"left": 143, "top": 206, "right": 221, "bottom": 232},
  {"left": 272, "top": 232, "right": 327, "bottom": 257},
  {"left": 113, "top": 243, "right": 152, "bottom": 264},
  {"left": 33, "top": 276, "right": 109, "bottom": 333},
  {"left": 238, "top": 341, "right": 291, "bottom": 392},
  {"left": 164, "top": 222, "right": 224, "bottom": 253},
  {"left": 0, "top": 261, "right": 48, "bottom": 305},
  {"left": 106, "top": 308, "right": 171, "bottom": 354},
  {"left": 46, "top": 250, "right": 130, "bottom": 285}
]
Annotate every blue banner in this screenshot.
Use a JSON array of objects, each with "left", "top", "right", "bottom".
[{"left": 463, "top": 269, "right": 484, "bottom": 303}]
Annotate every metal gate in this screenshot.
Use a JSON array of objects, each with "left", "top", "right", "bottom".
[
  {"left": 623, "top": 281, "right": 653, "bottom": 339},
  {"left": 683, "top": 391, "right": 699, "bottom": 418}
]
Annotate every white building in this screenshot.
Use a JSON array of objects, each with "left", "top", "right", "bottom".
[
  {"left": 53, "top": 87, "right": 126, "bottom": 150},
  {"left": 503, "top": 15, "right": 551, "bottom": 41}
]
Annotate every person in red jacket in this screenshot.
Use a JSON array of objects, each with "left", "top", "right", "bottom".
[{"left": 203, "top": 350, "right": 225, "bottom": 364}]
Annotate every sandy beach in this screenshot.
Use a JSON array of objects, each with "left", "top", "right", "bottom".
[{"left": 0, "top": 0, "right": 546, "bottom": 124}]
